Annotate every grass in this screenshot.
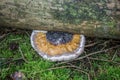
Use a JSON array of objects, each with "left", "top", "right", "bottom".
[{"left": 0, "top": 29, "right": 120, "bottom": 80}]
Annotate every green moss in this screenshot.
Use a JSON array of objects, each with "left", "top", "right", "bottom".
[
  {"left": 0, "top": 31, "right": 120, "bottom": 80},
  {"left": 97, "top": 66, "right": 120, "bottom": 80},
  {"left": 51, "top": 0, "right": 113, "bottom": 24}
]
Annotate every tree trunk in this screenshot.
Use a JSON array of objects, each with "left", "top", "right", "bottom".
[{"left": 0, "top": 0, "right": 120, "bottom": 39}]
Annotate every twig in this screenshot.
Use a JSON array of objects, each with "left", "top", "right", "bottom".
[
  {"left": 10, "top": 38, "right": 22, "bottom": 41},
  {"left": 19, "top": 47, "right": 28, "bottom": 63},
  {"left": 74, "top": 69, "right": 91, "bottom": 80},
  {"left": 102, "top": 40, "right": 110, "bottom": 50},
  {"left": 84, "top": 51, "right": 96, "bottom": 78},
  {"left": 0, "top": 33, "right": 9, "bottom": 40},
  {"left": 25, "top": 31, "right": 31, "bottom": 37},
  {"left": 32, "top": 66, "right": 74, "bottom": 76},
  {"left": 85, "top": 42, "right": 97, "bottom": 48},
  {"left": 111, "top": 50, "right": 117, "bottom": 61},
  {"left": 89, "top": 57, "right": 120, "bottom": 65},
  {"left": 84, "top": 51, "right": 93, "bottom": 69},
  {"left": 0, "top": 58, "right": 24, "bottom": 66}
]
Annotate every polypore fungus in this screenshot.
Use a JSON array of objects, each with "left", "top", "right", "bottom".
[{"left": 31, "top": 30, "right": 85, "bottom": 61}]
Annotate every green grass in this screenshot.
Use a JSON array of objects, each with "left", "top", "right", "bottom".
[{"left": 0, "top": 31, "right": 120, "bottom": 80}]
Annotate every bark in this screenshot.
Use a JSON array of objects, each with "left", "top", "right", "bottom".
[{"left": 0, "top": 0, "right": 120, "bottom": 39}]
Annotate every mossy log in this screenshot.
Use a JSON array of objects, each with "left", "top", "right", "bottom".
[{"left": 0, "top": 0, "right": 120, "bottom": 39}]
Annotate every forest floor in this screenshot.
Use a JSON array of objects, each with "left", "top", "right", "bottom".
[{"left": 0, "top": 27, "right": 120, "bottom": 80}]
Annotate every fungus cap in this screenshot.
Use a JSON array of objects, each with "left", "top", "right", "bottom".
[{"left": 31, "top": 30, "right": 85, "bottom": 61}]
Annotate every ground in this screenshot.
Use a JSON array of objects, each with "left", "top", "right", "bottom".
[{"left": 0, "top": 28, "right": 120, "bottom": 80}]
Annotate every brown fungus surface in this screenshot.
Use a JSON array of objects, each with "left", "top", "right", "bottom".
[{"left": 34, "top": 32, "right": 80, "bottom": 56}]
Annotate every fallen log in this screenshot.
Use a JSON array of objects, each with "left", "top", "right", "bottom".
[{"left": 0, "top": 0, "right": 120, "bottom": 39}]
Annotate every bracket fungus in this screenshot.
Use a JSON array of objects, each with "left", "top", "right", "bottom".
[{"left": 31, "top": 30, "right": 85, "bottom": 61}]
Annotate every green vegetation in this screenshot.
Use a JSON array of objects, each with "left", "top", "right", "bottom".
[
  {"left": 52, "top": 0, "right": 112, "bottom": 24},
  {"left": 0, "top": 30, "right": 120, "bottom": 80}
]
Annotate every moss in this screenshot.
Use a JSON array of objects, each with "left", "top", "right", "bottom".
[
  {"left": 51, "top": 0, "right": 113, "bottom": 24},
  {"left": 0, "top": 30, "right": 120, "bottom": 80}
]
